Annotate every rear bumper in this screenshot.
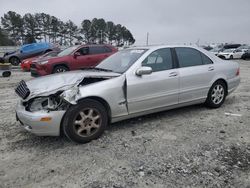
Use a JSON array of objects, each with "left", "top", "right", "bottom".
[
  {"left": 227, "top": 76, "right": 240, "bottom": 95},
  {"left": 16, "top": 101, "right": 66, "bottom": 136}
]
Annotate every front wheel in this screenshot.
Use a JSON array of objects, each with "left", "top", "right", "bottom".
[
  {"left": 63, "top": 99, "right": 108, "bottom": 143},
  {"left": 230, "top": 55, "right": 233, "bottom": 60},
  {"left": 52, "top": 65, "right": 69, "bottom": 73},
  {"left": 205, "top": 81, "right": 227, "bottom": 108}
]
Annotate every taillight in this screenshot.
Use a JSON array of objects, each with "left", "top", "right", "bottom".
[{"left": 236, "top": 68, "right": 240, "bottom": 76}]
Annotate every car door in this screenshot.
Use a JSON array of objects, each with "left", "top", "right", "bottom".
[
  {"left": 175, "top": 47, "right": 216, "bottom": 103},
  {"left": 126, "top": 48, "right": 179, "bottom": 114},
  {"left": 234, "top": 49, "right": 244, "bottom": 58},
  {"left": 71, "top": 47, "right": 92, "bottom": 70}
]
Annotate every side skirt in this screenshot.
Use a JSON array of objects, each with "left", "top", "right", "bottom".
[{"left": 111, "top": 98, "right": 206, "bottom": 123}]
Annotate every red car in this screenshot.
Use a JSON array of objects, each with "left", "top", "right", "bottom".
[
  {"left": 21, "top": 51, "right": 60, "bottom": 71},
  {"left": 30, "top": 44, "right": 117, "bottom": 77}
]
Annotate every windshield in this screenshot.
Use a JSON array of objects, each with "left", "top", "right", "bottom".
[
  {"left": 223, "top": 49, "right": 235, "bottom": 53},
  {"left": 97, "top": 49, "right": 147, "bottom": 73},
  {"left": 57, "top": 46, "right": 79, "bottom": 57}
]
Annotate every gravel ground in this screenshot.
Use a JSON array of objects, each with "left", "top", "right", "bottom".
[{"left": 0, "top": 60, "right": 250, "bottom": 188}]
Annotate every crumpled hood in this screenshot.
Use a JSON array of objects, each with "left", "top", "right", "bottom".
[{"left": 25, "top": 70, "right": 120, "bottom": 100}]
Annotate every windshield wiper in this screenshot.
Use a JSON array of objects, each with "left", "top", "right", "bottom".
[{"left": 81, "top": 67, "right": 113, "bottom": 72}]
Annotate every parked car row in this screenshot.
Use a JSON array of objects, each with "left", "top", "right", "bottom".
[{"left": 208, "top": 44, "right": 250, "bottom": 60}]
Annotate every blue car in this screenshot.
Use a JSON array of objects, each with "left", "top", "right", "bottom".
[{"left": 3, "top": 42, "right": 60, "bottom": 66}]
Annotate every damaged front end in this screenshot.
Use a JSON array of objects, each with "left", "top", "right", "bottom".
[
  {"left": 15, "top": 70, "right": 121, "bottom": 136},
  {"left": 24, "top": 92, "right": 70, "bottom": 112},
  {"left": 15, "top": 70, "right": 120, "bottom": 110},
  {"left": 15, "top": 81, "right": 70, "bottom": 112}
]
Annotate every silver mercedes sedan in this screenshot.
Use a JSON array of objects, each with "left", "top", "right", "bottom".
[{"left": 15, "top": 45, "right": 240, "bottom": 143}]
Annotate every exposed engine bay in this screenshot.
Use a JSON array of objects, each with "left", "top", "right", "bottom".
[{"left": 23, "top": 92, "right": 70, "bottom": 112}]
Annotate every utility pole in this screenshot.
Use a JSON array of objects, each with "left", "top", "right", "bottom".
[
  {"left": 100, "top": 30, "right": 103, "bottom": 44},
  {"left": 146, "top": 32, "right": 149, "bottom": 46},
  {"left": 97, "top": 30, "right": 103, "bottom": 44}
]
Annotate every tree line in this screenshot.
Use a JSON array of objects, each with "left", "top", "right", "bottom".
[{"left": 0, "top": 11, "right": 135, "bottom": 46}]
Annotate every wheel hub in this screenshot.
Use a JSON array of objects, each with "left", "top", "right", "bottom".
[{"left": 83, "top": 118, "right": 92, "bottom": 126}]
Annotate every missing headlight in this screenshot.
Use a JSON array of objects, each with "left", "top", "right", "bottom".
[{"left": 26, "top": 95, "right": 69, "bottom": 112}]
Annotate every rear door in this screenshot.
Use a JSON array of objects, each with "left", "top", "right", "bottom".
[
  {"left": 234, "top": 49, "right": 244, "bottom": 59},
  {"left": 89, "top": 46, "right": 111, "bottom": 66},
  {"left": 127, "top": 48, "right": 179, "bottom": 114},
  {"left": 175, "top": 47, "right": 215, "bottom": 103}
]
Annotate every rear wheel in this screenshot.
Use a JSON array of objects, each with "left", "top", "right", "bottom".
[
  {"left": 205, "top": 80, "right": 227, "bottom": 108},
  {"left": 63, "top": 99, "right": 108, "bottom": 143},
  {"left": 9, "top": 57, "right": 20, "bottom": 66},
  {"left": 230, "top": 55, "right": 233, "bottom": 60},
  {"left": 52, "top": 65, "right": 69, "bottom": 73}
]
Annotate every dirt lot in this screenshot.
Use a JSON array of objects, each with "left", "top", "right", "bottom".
[{"left": 0, "top": 60, "right": 250, "bottom": 188}]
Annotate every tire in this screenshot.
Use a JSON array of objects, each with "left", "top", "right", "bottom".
[
  {"left": 52, "top": 65, "right": 69, "bottom": 73},
  {"left": 230, "top": 55, "right": 233, "bottom": 60},
  {"left": 63, "top": 99, "right": 108, "bottom": 143},
  {"left": 205, "top": 80, "right": 227, "bottom": 108},
  {"left": 2, "top": 71, "right": 11, "bottom": 77},
  {"left": 9, "top": 57, "right": 20, "bottom": 66}
]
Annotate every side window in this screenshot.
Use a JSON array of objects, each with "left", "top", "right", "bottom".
[
  {"left": 104, "top": 46, "right": 112, "bottom": 53},
  {"left": 76, "top": 47, "right": 89, "bottom": 55},
  {"left": 175, "top": 47, "right": 203, "bottom": 68},
  {"left": 89, "top": 46, "right": 107, "bottom": 54},
  {"left": 201, "top": 53, "right": 213, "bottom": 64},
  {"left": 142, "top": 48, "right": 173, "bottom": 72}
]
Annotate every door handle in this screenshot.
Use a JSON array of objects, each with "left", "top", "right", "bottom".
[
  {"left": 169, "top": 72, "right": 178, "bottom": 77},
  {"left": 208, "top": 66, "right": 214, "bottom": 71}
]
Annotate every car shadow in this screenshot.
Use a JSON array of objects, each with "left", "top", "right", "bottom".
[
  {"left": 107, "top": 103, "right": 209, "bottom": 132},
  {"left": 10, "top": 104, "right": 213, "bottom": 149}
]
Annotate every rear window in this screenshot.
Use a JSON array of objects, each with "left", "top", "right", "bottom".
[
  {"left": 201, "top": 53, "right": 213, "bottom": 64},
  {"left": 175, "top": 47, "right": 203, "bottom": 68},
  {"left": 89, "top": 46, "right": 108, "bottom": 54}
]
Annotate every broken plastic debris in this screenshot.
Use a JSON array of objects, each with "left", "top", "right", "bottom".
[{"left": 225, "top": 112, "right": 242, "bottom": 117}]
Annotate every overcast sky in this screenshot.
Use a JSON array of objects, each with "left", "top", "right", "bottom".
[{"left": 1, "top": 0, "right": 250, "bottom": 45}]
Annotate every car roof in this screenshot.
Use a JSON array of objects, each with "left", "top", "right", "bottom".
[
  {"left": 126, "top": 44, "right": 222, "bottom": 63},
  {"left": 128, "top": 44, "right": 202, "bottom": 51}
]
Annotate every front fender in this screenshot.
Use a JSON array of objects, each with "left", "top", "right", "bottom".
[{"left": 74, "top": 75, "right": 128, "bottom": 119}]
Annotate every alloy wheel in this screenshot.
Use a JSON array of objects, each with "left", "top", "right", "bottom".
[
  {"left": 73, "top": 108, "right": 101, "bottom": 137},
  {"left": 211, "top": 84, "right": 224, "bottom": 105},
  {"left": 56, "top": 68, "right": 66, "bottom": 72}
]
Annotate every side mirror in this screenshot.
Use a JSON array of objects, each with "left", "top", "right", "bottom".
[
  {"left": 74, "top": 52, "right": 81, "bottom": 58},
  {"left": 136, "top": 66, "right": 152, "bottom": 76}
]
